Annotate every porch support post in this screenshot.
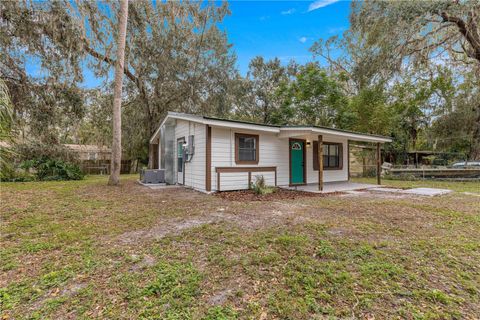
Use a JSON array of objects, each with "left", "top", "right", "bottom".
[
  {"left": 376, "top": 142, "right": 381, "bottom": 185},
  {"left": 347, "top": 140, "right": 350, "bottom": 181},
  {"left": 206, "top": 125, "right": 212, "bottom": 191},
  {"left": 318, "top": 135, "right": 323, "bottom": 191}
]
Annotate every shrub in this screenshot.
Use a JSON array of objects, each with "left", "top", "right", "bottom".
[
  {"left": 250, "top": 175, "right": 275, "bottom": 195},
  {"left": 1, "top": 142, "right": 84, "bottom": 182},
  {"left": 14, "top": 142, "right": 78, "bottom": 164},
  {"left": 0, "top": 161, "right": 35, "bottom": 182},
  {"left": 22, "top": 159, "right": 84, "bottom": 181}
]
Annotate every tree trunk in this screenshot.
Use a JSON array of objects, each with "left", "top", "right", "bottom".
[
  {"left": 108, "top": 0, "right": 129, "bottom": 186},
  {"left": 472, "top": 102, "right": 480, "bottom": 160}
]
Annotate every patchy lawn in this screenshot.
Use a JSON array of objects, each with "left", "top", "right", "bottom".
[
  {"left": 352, "top": 176, "right": 480, "bottom": 193},
  {"left": 1, "top": 175, "right": 479, "bottom": 319}
]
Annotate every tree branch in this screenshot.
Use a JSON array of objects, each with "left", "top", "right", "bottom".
[
  {"left": 440, "top": 11, "right": 480, "bottom": 62},
  {"left": 82, "top": 42, "right": 137, "bottom": 84}
]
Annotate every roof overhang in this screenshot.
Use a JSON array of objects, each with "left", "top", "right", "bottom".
[
  {"left": 150, "top": 112, "right": 279, "bottom": 143},
  {"left": 205, "top": 118, "right": 279, "bottom": 133},
  {"left": 278, "top": 127, "right": 392, "bottom": 143},
  {"left": 150, "top": 112, "right": 392, "bottom": 144}
]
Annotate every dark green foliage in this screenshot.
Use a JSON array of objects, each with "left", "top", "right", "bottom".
[
  {"left": 277, "top": 63, "right": 348, "bottom": 127},
  {"left": 20, "top": 159, "right": 84, "bottom": 181},
  {"left": 2, "top": 0, "right": 478, "bottom": 164},
  {"left": 14, "top": 142, "right": 78, "bottom": 164},
  {"left": 1, "top": 1, "right": 237, "bottom": 161},
  {"left": 1, "top": 142, "right": 83, "bottom": 182},
  {"left": 233, "top": 57, "right": 296, "bottom": 125},
  {"left": 0, "top": 163, "right": 35, "bottom": 182},
  {"left": 308, "top": 1, "right": 480, "bottom": 160}
]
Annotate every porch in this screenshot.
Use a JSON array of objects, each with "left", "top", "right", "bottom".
[
  {"left": 280, "top": 181, "right": 378, "bottom": 193},
  {"left": 278, "top": 129, "right": 385, "bottom": 191}
]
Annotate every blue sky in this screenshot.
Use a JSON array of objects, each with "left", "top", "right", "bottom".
[
  {"left": 223, "top": 0, "right": 350, "bottom": 75},
  {"left": 26, "top": 0, "right": 350, "bottom": 88}
]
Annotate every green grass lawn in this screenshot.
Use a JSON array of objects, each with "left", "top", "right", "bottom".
[{"left": 1, "top": 175, "right": 479, "bottom": 319}]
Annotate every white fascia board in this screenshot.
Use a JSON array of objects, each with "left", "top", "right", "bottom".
[
  {"left": 279, "top": 127, "right": 392, "bottom": 143},
  {"left": 150, "top": 126, "right": 162, "bottom": 144},
  {"left": 311, "top": 127, "right": 392, "bottom": 143},
  {"left": 149, "top": 116, "right": 170, "bottom": 143},
  {"left": 149, "top": 113, "right": 204, "bottom": 143},
  {"left": 204, "top": 119, "right": 280, "bottom": 133},
  {"left": 277, "top": 129, "right": 313, "bottom": 139}
]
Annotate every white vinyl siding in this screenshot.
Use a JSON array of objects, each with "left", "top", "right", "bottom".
[
  {"left": 209, "top": 128, "right": 349, "bottom": 191},
  {"left": 174, "top": 120, "right": 206, "bottom": 191},
  {"left": 165, "top": 120, "right": 348, "bottom": 192},
  {"left": 210, "top": 127, "right": 289, "bottom": 191}
]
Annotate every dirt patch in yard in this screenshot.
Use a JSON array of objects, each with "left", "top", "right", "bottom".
[
  {"left": 215, "top": 188, "right": 343, "bottom": 201},
  {"left": 116, "top": 215, "right": 228, "bottom": 244}
]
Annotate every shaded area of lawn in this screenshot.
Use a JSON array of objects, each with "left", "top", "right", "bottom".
[
  {"left": 1, "top": 175, "right": 479, "bottom": 319},
  {"left": 352, "top": 176, "right": 480, "bottom": 193}
]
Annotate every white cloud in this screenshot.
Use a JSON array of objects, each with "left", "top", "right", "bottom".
[
  {"left": 328, "top": 26, "right": 347, "bottom": 34},
  {"left": 281, "top": 8, "right": 295, "bottom": 15},
  {"left": 308, "top": 0, "right": 340, "bottom": 12},
  {"left": 299, "top": 37, "right": 308, "bottom": 43}
]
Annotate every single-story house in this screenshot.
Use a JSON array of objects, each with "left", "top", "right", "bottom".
[{"left": 149, "top": 112, "right": 392, "bottom": 192}]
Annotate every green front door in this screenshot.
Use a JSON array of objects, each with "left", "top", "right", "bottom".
[{"left": 290, "top": 140, "right": 305, "bottom": 184}]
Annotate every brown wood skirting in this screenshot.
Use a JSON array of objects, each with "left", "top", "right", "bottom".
[
  {"left": 288, "top": 138, "right": 306, "bottom": 185},
  {"left": 206, "top": 125, "right": 212, "bottom": 191},
  {"left": 215, "top": 166, "right": 277, "bottom": 192},
  {"left": 234, "top": 133, "right": 259, "bottom": 165},
  {"left": 215, "top": 166, "right": 277, "bottom": 173}
]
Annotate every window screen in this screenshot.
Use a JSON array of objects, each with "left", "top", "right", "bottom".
[
  {"left": 239, "top": 136, "right": 256, "bottom": 161},
  {"left": 323, "top": 144, "right": 340, "bottom": 168},
  {"left": 313, "top": 141, "right": 342, "bottom": 170},
  {"left": 235, "top": 133, "right": 259, "bottom": 164}
]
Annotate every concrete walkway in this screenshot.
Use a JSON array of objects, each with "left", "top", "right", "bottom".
[
  {"left": 137, "top": 180, "right": 181, "bottom": 190},
  {"left": 280, "top": 181, "right": 378, "bottom": 193},
  {"left": 370, "top": 187, "right": 452, "bottom": 197}
]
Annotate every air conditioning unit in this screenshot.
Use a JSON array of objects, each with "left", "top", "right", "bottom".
[{"left": 140, "top": 169, "right": 165, "bottom": 184}]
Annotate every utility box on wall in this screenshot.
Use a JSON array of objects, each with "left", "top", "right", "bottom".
[{"left": 184, "top": 135, "right": 195, "bottom": 162}]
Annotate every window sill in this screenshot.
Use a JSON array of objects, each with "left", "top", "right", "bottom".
[{"left": 235, "top": 161, "right": 259, "bottom": 165}]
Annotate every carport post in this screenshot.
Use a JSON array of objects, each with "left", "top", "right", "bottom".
[
  {"left": 318, "top": 135, "right": 323, "bottom": 191},
  {"left": 376, "top": 142, "right": 381, "bottom": 185}
]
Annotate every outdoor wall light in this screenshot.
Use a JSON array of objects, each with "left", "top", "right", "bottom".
[{"left": 306, "top": 141, "right": 311, "bottom": 147}]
